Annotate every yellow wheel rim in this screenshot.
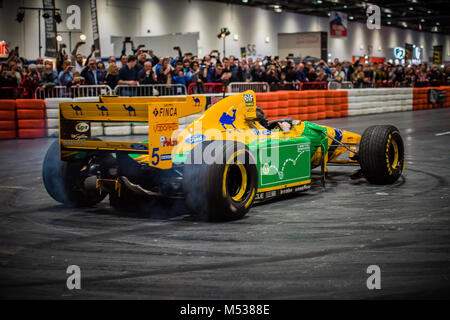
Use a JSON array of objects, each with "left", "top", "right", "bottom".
[
  {"left": 390, "top": 139, "right": 399, "bottom": 169},
  {"left": 231, "top": 163, "right": 247, "bottom": 202},
  {"left": 222, "top": 150, "right": 249, "bottom": 202}
]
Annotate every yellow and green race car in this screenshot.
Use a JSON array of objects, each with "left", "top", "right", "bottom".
[{"left": 42, "top": 90, "right": 405, "bottom": 221}]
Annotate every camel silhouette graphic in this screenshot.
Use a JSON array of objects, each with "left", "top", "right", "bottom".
[
  {"left": 193, "top": 97, "right": 201, "bottom": 106},
  {"left": 96, "top": 104, "right": 109, "bottom": 116},
  {"left": 70, "top": 104, "right": 82, "bottom": 115},
  {"left": 123, "top": 104, "right": 136, "bottom": 116},
  {"left": 219, "top": 109, "right": 237, "bottom": 130}
]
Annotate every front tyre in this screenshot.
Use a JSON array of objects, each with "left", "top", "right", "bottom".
[
  {"left": 359, "top": 125, "right": 405, "bottom": 184},
  {"left": 183, "top": 141, "right": 257, "bottom": 221},
  {"left": 42, "top": 139, "right": 107, "bottom": 207}
]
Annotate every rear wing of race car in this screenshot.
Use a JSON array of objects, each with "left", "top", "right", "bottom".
[{"left": 58, "top": 95, "right": 207, "bottom": 169}]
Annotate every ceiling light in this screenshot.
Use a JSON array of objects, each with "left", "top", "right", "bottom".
[
  {"left": 436, "top": 22, "right": 440, "bottom": 25},
  {"left": 420, "top": 19, "right": 425, "bottom": 22},
  {"left": 327, "top": 12, "right": 331, "bottom": 16},
  {"left": 387, "top": 14, "right": 391, "bottom": 18},
  {"left": 387, "top": 21, "right": 391, "bottom": 25},
  {"left": 427, "top": 10, "right": 431, "bottom": 14},
  {"left": 273, "top": 5, "right": 281, "bottom": 9},
  {"left": 409, "top": 7, "right": 414, "bottom": 11},
  {"left": 54, "top": 11, "right": 62, "bottom": 24},
  {"left": 16, "top": 9, "right": 25, "bottom": 23},
  {"left": 349, "top": 16, "right": 354, "bottom": 20},
  {"left": 242, "top": 0, "right": 248, "bottom": 3},
  {"left": 274, "top": 8, "right": 282, "bottom": 13},
  {"left": 217, "top": 27, "right": 231, "bottom": 39},
  {"left": 56, "top": 35, "right": 63, "bottom": 42},
  {"left": 316, "top": 0, "right": 323, "bottom": 3},
  {"left": 344, "top": 5, "right": 348, "bottom": 8},
  {"left": 79, "top": 34, "right": 87, "bottom": 41}
]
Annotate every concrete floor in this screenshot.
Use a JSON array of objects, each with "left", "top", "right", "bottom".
[{"left": 0, "top": 108, "right": 449, "bottom": 299}]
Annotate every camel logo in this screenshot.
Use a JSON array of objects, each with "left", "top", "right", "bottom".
[
  {"left": 70, "top": 104, "right": 82, "bottom": 115},
  {"left": 96, "top": 104, "right": 109, "bottom": 116},
  {"left": 192, "top": 97, "right": 201, "bottom": 107},
  {"left": 219, "top": 109, "right": 237, "bottom": 130},
  {"left": 123, "top": 104, "right": 136, "bottom": 116}
]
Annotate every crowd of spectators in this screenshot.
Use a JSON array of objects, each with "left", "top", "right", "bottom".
[{"left": 1, "top": 39, "right": 449, "bottom": 98}]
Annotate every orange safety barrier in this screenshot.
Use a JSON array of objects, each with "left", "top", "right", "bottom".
[
  {"left": 17, "top": 129, "right": 46, "bottom": 139},
  {"left": 0, "top": 100, "right": 16, "bottom": 140},
  {"left": 277, "top": 91, "right": 289, "bottom": 117},
  {"left": 15, "top": 99, "right": 46, "bottom": 138}
]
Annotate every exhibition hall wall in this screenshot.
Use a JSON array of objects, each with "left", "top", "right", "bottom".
[{"left": 1, "top": 0, "right": 449, "bottom": 62}]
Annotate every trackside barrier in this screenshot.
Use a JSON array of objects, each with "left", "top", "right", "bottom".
[
  {"left": 228, "top": 82, "right": 270, "bottom": 93},
  {"left": 328, "top": 81, "right": 353, "bottom": 90},
  {"left": 35, "top": 85, "right": 113, "bottom": 99},
  {"left": 114, "top": 84, "right": 187, "bottom": 97},
  {"left": 0, "top": 100, "right": 17, "bottom": 139},
  {"left": 187, "top": 83, "right": 225, "bottom": 95},
  {"left": 300, "top": 82, "right": 328, "bottom": 91},
  {"left": 0, "top": 87, "right": 26, "bottom": 99},
  {"left": 0, "top": 87, "right": 448, "bottom": 140},
  {"left": 269, "top": 82, "right": 300, "bottom": 92},
  {"left": 15, "top": 99, "right": 46, "bottom": 138}
]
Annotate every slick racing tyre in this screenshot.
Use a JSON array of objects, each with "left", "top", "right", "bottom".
[
  {"left": 359, "top": 125, "right": 405, "bottom": 185},
  {"left": 183, "top": 140, "right": 257, "bottom": 221},
  {"left": 42, "top": 139, "right": 109, "bottom": 207}
]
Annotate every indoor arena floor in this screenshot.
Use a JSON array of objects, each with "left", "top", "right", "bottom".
[{"left": 0, "top": 108, "right": 449, "bottom": 299}]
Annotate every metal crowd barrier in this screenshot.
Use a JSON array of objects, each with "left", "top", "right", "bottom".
[
  {"left": 114, "top": 84, "right": 187, "bottom": 96},
  {"left": 269, "top": 82, "right": 300, "bottom": 92},
  {"left": 300, "top": 81, "right": 328, "bottom": 90},
  {"left": 187, "top": 83, "right": 225, "bottom": 95},
  {"left": 0, "top": 87, "right": 26, "bottom": 99},
  {"left": 328, "top": 81, "right": 354, "bottom": 90},
  {"left": 228, "top": 82, "right": 270, "bottom": 93},
  {"left": 35, "top": 85, "right": 113, "bottom": 99}
]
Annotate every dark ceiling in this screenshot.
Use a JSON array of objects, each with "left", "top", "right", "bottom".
[{"left": 208, "top": 0, "right": 450, "bottom": 35}]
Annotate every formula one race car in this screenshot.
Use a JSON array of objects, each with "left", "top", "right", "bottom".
[{"left": 42, "top": 91, "right": 405, "bottom": 221}]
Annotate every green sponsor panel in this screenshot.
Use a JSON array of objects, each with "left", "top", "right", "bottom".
[{"left": 255, "top": 137, "right": 311, "bottom": 189}]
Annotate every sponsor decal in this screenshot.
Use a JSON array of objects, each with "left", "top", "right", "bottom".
[
  {"left": 279, "top": 188, "right": 293, "bottom": 195},
  {"left": 70, "top": 104, "right": 83, "bottom": 115},
  {"left": 63, "top": 140, "right": 86, "bottom": 146},
  {"left": 261, "top": 129, "right": 272, "bottom": 135},
  {"left": 130, "top": 143, "right": 148, "bottom": 151},
  {"left": 243, "top": 93, "right": 254, "bottom": 106},
  {"left": 159, "top": 136, "right": 178, "bottom": 147},
  {"left": 192, "top": 97, "right": 201, "bottom": 107},
  {"left": 184, "top": 134, "right": 206, "bottom": 144},
  {"left": 161, "top": 154, "right": 172, "bottom": 161},
  {"left": 123, "top": 104, "right": 136, "bottom": 116},
  {"left": 75, "top": 122, "right": 90, "bottom": 133},
  {"left": 153, "top": 105, "right": 178, "bottom": 117},
  {"left": 294, "top": 184, "right": 310, "bottom": 192},
  {"left": 254, "top": 184, "right": 311, "bottom": 202},
  {"left": 70, "top": 133, "right": 88, "bottom": 140},
  {"left": 96, "top": 104, "right": 109, "bottom": 116},
  {"left": 153, "top": 122, "right": 178, "bottom": 132},
  {"left": 219, "top": 109, "right": 237, "bottom": 130}
]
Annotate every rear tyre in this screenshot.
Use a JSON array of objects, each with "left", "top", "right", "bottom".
[
  {"left": 359, "top": 125, "right": 405, "bottom": 184},
  {"left": 42, "top": 139, "right": 108, "bottom": 207},
  {"left": 183, "top": 141, "right": 257, "bottom": 221}
]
